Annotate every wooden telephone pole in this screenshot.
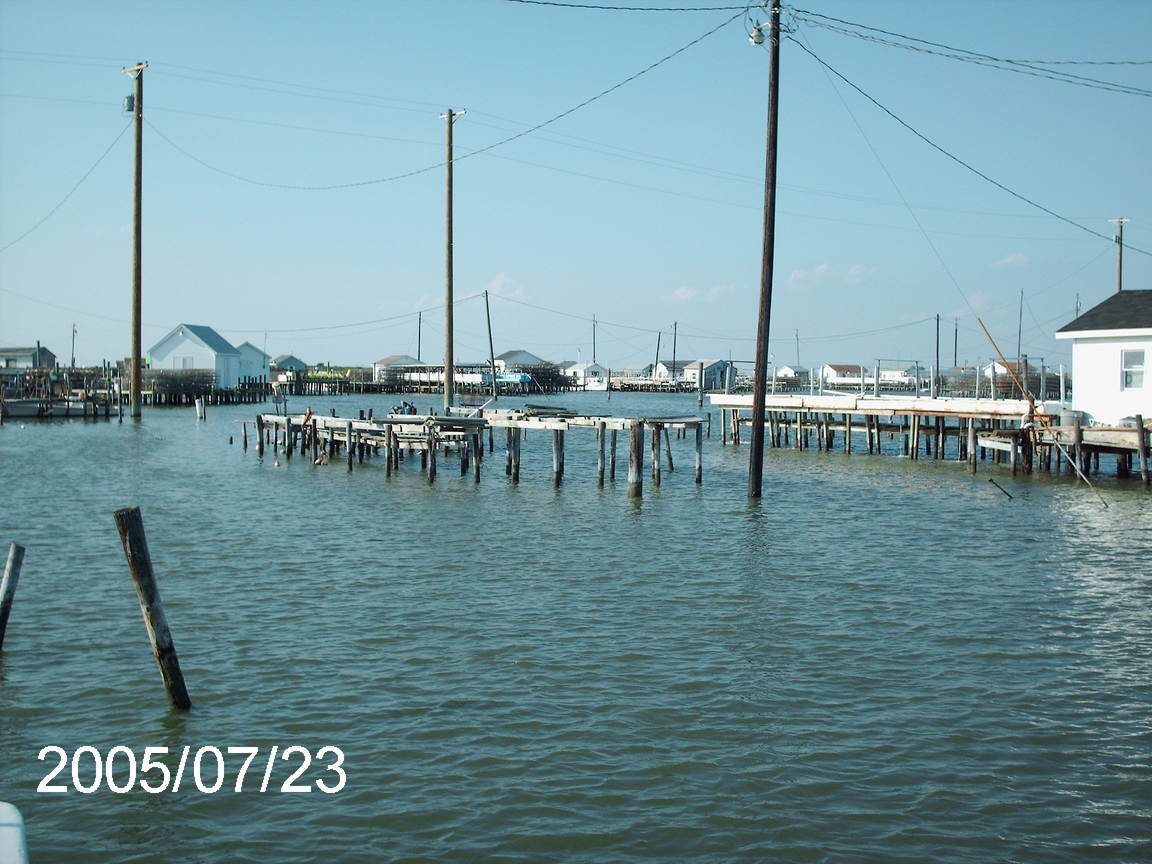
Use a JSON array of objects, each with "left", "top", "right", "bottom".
[
  {"left": 442, "top": 108, "right": 464, "bottom": 412},
  {"left": 748, "top": 7, "right": 781, "bottom": 499}
]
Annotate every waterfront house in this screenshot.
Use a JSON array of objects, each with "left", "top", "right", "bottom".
[
  {"left": 495, "top": 349, "right": 548, "bottom": 371},
  {"left": 682, "top": 360, "right": 731, "bottom": 389},
  {"left": 149, "top": 324, "right": 240, "bottom": 386},
  {"left": 562, "top": 361, "right": 609, "bottom": 387},
  {"left": 373, "top": 354, "right": 424, "bottom": 383},
  {"left": 822, "top": 364, "right": 866, "bottom": 386},
  {"left": 0, "top": 345, "right": 56, "bottom": 368},
  {"left": 775, "top": 364, "right": 807, "bottom": 381},
  {"left": 1056, "top": 289, "right": 1152, "bottom": 424},
  {"left": 654, "top": 360, "right": 690, "bottom": 381},
  {"left": 236, "top": 342, "right": 270, "bottom": 385},
  {"left": 272, "top": 354, "right": 308, "bottom": 374}
]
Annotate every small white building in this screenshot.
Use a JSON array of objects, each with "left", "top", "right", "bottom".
[
  {"left": 373, "top": 354, "right": 424, "bottom": 383},
  {"left": 236, "top": 342, "right": 270, "bottom": 385},
  {"left": 775, "top": 364, "right": 807, "bottom": 380},
  {"left": 0, "top": 345, "right": 56, "bottom": 368},
  {"left": 822, "top": 363, "right": 866, "bottom": 385},
  {"left": 562, "top": 361, "right": 609, "bottom": 387},
  {"left": 149, "top": 324, "right": 240, "bottom": 386},
  {"left": 682, "top": 360, "right": 731, "bottom": 389},
  {"left": 1056, "top": 290, "right": 1152, "bottom": 425}
]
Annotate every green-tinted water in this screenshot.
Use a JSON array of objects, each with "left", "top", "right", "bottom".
[{"left": 1, "top": 393, "right": 1149, "bottom": 862}]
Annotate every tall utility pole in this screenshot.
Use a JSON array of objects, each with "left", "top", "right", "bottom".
[
  {"left": 441, "top": 108, "right": 464, "bottom": 412},
  {"left": 671, "top": 321, "right": 678, "bottom": 386},
  {"left": 1110, "top": 217, "right": 1130, "bottom": 293},
  {"left": 417, "top": 311, "right": 422, "bottom": 362},
  {"left": 953, "top": 317, "right": 958, "bottom": 368},
  {"left": 653, "top": 331, "right": 662, "bottom": 377},
  {"left": 934, "top": 313, "right": 939, "bottom": 398},
  {"left": 484, "top": 290, "right": 497, "bottom": 402},
  {"left": 124, "top": 61, "right": 146, "bottom": 418},
  {"left": 592, "top": 314, "right": 597, "bottom": 365},
  {"left": 748, "top": 6, "right": 781, "bottom": 499},
  {"left": 71, "top": 323, "right": 77, "bottom": 368}
]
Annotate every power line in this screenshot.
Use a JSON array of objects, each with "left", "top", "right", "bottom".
[
  {"left": 502, "top": 0, "right": 748, "bottom": 10},
  {"left": 0, "top": 121, "right": 132, "bottom": 253},
  {"left": 145, "top": 12, "right": 740, "bottom": 191},
  {"left": 786, "top": 37, "right": 1152, "bottom": 258}
]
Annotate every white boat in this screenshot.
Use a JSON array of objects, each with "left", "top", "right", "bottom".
[{"left": 1, "top": 398, "right": 53, "bottom": 418}]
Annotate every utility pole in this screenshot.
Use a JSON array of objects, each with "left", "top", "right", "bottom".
[
  {"left": 671, "top": 321, "right": 678, "bottom": 387},
  {"left": 748, "top": 6, "right": 781, "bottom": 499},
  {"left": 124, "top": 61, "right": 146, "bottom": 418},
  {"left": 953, "top": 317, "right": 958, "bottom": 368},
  {"left": 71, "top": 323, "right": 77, "bottom": 368},
  {"left": 794, "top": 328, "right": 799, "bottom": 368},
  {"left": 1016, "top": 287, "right": 1024, "bottom": 364},
  {"left": 653, "top": 331, "right": 661, "bottom": 378},
  {"left": 441, "top": 108, "right": 464, "bottom": 412},
  {"left": 484, "top": 290, "right": 497, "bottom": 402},
  {"left": 934, "top": 313, "right": 939, "bottom": 398},
  {"left": 1109, "top": 217, "right": 1130, "bottom": 293},
  {"left": 417, "top": 311, "right": 422, "bottom": 362},
  {"left": 592, "top": 314, "right": 597, "bottom": 365}
]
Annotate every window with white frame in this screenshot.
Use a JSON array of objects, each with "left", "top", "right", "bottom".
[{"left": 1122, "top": 349, "right": 1144, "bottom": 389}]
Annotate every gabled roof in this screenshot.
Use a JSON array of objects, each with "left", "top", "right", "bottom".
[
  {"left": 237, "top": 341, "right": 271, "bottom": 358},
  {"left": 273, "top": 354, "right": 306, "bottom": 365},
  {"left": 496, "top": 349, "right": 547, "bottom": 366},
  {"left": 826, "top": 363, "right": 863, "bottom": 373},
  {"left": 374, "top": 354, "right": 424, "bottom": 367},
  {"left": 1057, "top": 290, "right": 1152, "bottom": 334},
  {"left": 556, "top": 360, "right": 578, "bottom": 370},
  {"left": 150, "top": 324, "right": 238, "bottom": 356},
  {"left": 656, "top": 359, "right": 690, "bottom": 372}
]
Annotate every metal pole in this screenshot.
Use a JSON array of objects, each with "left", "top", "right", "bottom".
[
  {"left": 748, "top": 6, "right": 781, "bottom": 499},
  {"left": 126, "top": 62, "right": 146, "bottom": 419}
]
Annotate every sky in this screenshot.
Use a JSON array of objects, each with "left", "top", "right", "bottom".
[{"left": 1, "top": 0, "right": 1150, "bottom": 374}]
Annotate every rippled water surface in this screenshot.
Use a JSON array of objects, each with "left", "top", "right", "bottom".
[{"left": 1, "top": 392, "right": 1149, "bottom": 862}]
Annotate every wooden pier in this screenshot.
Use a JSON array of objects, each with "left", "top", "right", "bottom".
[
  {"left": 710, "top": 393, "right": 1150, "bottom": 486},
  {"left": 252, "top": 407, "right": 706, "bottom": 497}
]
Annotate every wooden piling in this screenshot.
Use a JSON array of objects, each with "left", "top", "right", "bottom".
[
  {"left": 695, "top": 423, "right": 702, "bottom": 485},
  {"left": 256, "top": 416, "right": 265, "bottom": 457},
  {"left": 551, "top": 429, "right": 564, "bottom": 486},
  {"left": 663, "top": 425, "right": 674, "bottom": 472},
  {"left": 511, "top": 426, "right": 521, "bottom": 482},
  {"left": 651, "top": 424, "right": 661, "bottom": 486},
  {"left": 1072, "top": 416, "right": 1084, "bottom": 481},
  {"left": 0, "top": 543, "right": 26, "bottom": 651},
  {"left": 1135, "top": 415, "right": 1150, "bottom": 487},
  {"left": 427, "top": 429, "right": 437, "bottom": 481},
  {"left": 597, "top": 421, "right": 605, "bottom": 486},
  {"left": 346, "top": 421, "right": 354, "bottom": 471},
  {"left": 610, "top": 429, "right": 618, "bottom": 480},
  {"left": 242, "top": 422, "right": 248, "bottom": 450},
  {"left": 472, "top": 432, "right": 481, "bottom": 482},
  {"left": 113, "top": 508, "right": 192, "bottom": 711},
  {"left": 968, "top": 419, "right": 977, "bottom": 473},
  {"left": 628, "top": 420, "right": 643, "bottom": 498}
]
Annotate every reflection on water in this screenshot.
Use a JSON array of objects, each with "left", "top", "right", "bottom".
[{"left": 1, "top": 392, "right": 1149, "bottom": 862}]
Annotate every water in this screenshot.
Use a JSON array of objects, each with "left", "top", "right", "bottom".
[{"left": 1, "top": 392, "right": 1149, "bottom": 863}]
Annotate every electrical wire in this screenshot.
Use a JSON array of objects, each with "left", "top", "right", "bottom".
[
  {"left": 502, "top": 0, "right": 748, "bottom": 10},
  {"left": 0, "top": 121, "right": 132, "bottom": 253},
  {"left": 785, "top": 37, "right": 1152, "bottom": 258},
  {"left": 144, "top": 11, "right": 741, "bottom": 191}
]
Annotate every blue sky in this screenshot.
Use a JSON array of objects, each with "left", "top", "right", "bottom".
[{"left": 2, "top": 0, "right": 1149, "bottom": 373}]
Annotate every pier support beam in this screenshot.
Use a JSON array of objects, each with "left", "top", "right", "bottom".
[{"left": 628, "top": 420, "right": 643, "bottom": 498}]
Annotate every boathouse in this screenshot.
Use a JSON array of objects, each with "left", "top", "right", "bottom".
[
  {"left": 373, "top": 354, "right": 424, "bottom": 383},
  {"left": 236, "top": 342, "right": 270, "bottom": 385},
  {"left": 0, "top": 345, "right": 56, "bottom": 368},
  {"left": 1056, "top": 289, "right": 1152, "bottom": 425},
  {"left": 683, "top": 360, "right": 730, "bottom": 389},
  {"left": 561, "top": 361, "right": 609, "bottom": 387},
  {"left": 149, "top": 324, "right": 239, "bottom": 385},
  {"left": 776, "top": 364, "right": 807, "bottom": 381}
]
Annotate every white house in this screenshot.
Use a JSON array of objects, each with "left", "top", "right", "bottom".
[
  {"left": 148, "top": 324, "right": 240, "bottom": 386},
  {"left": 373, "top": 354, "right": 424, "bottom": 383},
  {"left": 236, "top": 342, "right": 270, "bottom": 385},
  {"left": 1056, "top": 290, "right": 1152, "bottom": 424},
  {"left": 683, "top": 360, "right": 731, "bottom": 389},
  {"left": 653, "top": 360, "right": 690, "bottom": 380},
  {"left": 822, "top": 363, "right": 866, "bottom": 385},
  {"left": 0, "top": 345, "right": 56, "bottom": 368},
  {"left": 775, "top": 364, "right": 807, "bottom": 380},
  {"left": 562, "top": 361, "right": 609, "bottom": 387}
]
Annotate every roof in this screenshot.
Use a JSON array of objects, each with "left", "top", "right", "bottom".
[
  {"left": 565, "top": 361, "right": 605, "bottom": 373},
  {"left": 1057, "top": 290, "right": 1152, "bottom": 334},
  {"left": 237, "top": 341, "right": 270, "bottom": 358},
  {"left": 496, "top": 349, "right": 547, "bottom": 366},
  {"left": 150, "top": 324, "right": 238, "bottom": 356},
  {"left": 826, "top": 363, "right": 864, "bottom": 372},
  {"left": 374, "top": 354, "right": 424, "bottom": 367},
  {"left": 656, "top": 359, "right": 690, "bottom": 372},
  {"left": 0, "top": 346, "right": 50, "bottom": 355},
  {"left": 273, "top": 354, "right": 306, "bottom": 365}
]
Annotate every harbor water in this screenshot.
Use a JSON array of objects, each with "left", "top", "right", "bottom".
[{"left": 1, "top": 392, "right": 1149, "bottom": 862}]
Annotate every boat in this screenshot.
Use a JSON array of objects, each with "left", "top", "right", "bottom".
[{"left": 0, "top": 398, "right": 53, "bottom": 419}]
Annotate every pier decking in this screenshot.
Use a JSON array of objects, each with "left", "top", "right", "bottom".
[
  {"left": 709, "top": 393, "right": 1150, "bottom": 485},
  {"left": 252, "top": 407, "right": 706, "bottom": 496}
]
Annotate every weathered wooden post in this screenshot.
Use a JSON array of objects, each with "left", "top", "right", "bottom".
[
  {"left": 472, "top": 432, "right": 481, "bottom": 482},
  {"left": 597, "top": 421, "right": 605, "bottom": 486},
  {"left": 242, "top": 422, "right": 248, "bottom": 450},
  {"left": 346, "top": 421, "right": 354, "bottom": 471},
  {"left": 511, "top": 426, "right": 521, "bottom": 482},
  {"left": 0, "top": 543, "right": 26, "bottom": 651},
  {"left": 113, "top": 508, "right": 191, "bottom": 710},
  {"left": 663, "top": 425, "right": 674, "bottom": 472},
  {"left": 284, "top": 418, "right": 293, "bottom": 460},
  {"left": 627, "top": 420, "right": 643, "bottom": 499},
  {"left": 1010, "top": 433, "right": 1019, "bottom": 475},
  {"left": 968, "top": 419, "right": 977, "bottom": 473},
  {"left": 694, "top": 423, "right": 702, "bottom": 485},
  {"left": 505, "top": 427, "right": 513, "bottom": 475},
  {"left": 651, "top": 424, "right": 661, "bottom": 486},
  {"left": 1072, "top": 415, "right": 1084, "bottom": 480},
  {"left": 551, "top": 429, "right": 563, "bottom": 486},
  {"left": 427, "top": 429, "right": 437, "bottom": 482},
  {"left": 609, "top": 429, "right": 618, "bottom": 480},
  {"left": 1135, "top": 415, "right": 1149, "bottom": 487},
  {"left": 460, "top": 435, "right": 469, "bottom": 476}
]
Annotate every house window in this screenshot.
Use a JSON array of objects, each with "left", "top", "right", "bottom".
[{"left": 1122, "top": 350, "right": 1144, "bottom": 389}]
